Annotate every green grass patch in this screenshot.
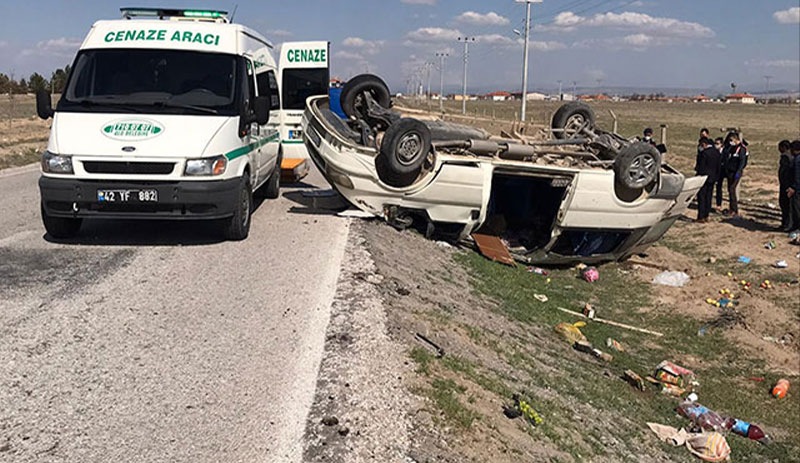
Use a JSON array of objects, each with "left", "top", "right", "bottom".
[{"left": 429, "top": 378, "right": 479, "bottom": 429}]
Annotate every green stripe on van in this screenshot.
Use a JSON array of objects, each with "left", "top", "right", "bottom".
[
  {"left": 224, "top": 132, "right": 280, "bottom": 161},
  {"left": 281, "top": 140, "right": 305, "bottom": 144}
]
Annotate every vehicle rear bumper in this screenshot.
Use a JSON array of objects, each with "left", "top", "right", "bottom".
[{"left": 39, "top": 175, "right": 240, "bottom": 220}]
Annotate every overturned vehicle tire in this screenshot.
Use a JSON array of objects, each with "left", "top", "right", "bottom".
[
  {"left": 551, "top": 101, "right": 596, "bottom": 139},
  {"left": 376, "top": 118, "right": 432, "bottom": 188},
  {"left": 340, "top": 73, "right": 392, "bottom": 119},
  {"left": 613, "top": 142, "right": 661, "bottom": 192}
]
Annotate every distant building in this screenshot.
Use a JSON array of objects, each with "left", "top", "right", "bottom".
[
  {"left": 726, "top": 93, "right": 756, "bottom": 104},
  {"left": 485, "top": 91, "right": 512, "bottom": 101},
  {"left": 525, "top": 92, "right": 547, "bottom": 101},
  {"left": 692, "top": 94, "right": 711, "bottom": 103},
  {"left": 578, "top": 94, "right": 611, "bottom": 102}
]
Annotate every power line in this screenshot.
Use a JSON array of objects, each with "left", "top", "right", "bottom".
[{"left": 457, "top": 36, "right": 475, "bottom": 115}]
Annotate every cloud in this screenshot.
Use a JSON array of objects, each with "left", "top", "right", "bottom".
[
  {"left": 342, "top": 37, "right": 385, "bottom": 55},
  {"left": 405, "top": 27, "right": 463, "bottom": 44},
  {"left": 541, "top": 11, "right": 714, "bottom": 39},
  {"left": 0, "top": 41, "right": 8, "bottom": 48},
  {"left": 401, "top": 0, "right": 435, "bottom": 4},
  {"left": 455, "top": 11, "right": 510, "bottom": 26},
  {"left": 21, "top": 37, "right": 82, "bottom": 58},
  {"left": 745, "top": 59, "right": 800, "bottom": 68},
  {"left": 267, "top": 29, "right": 292, "bottom": 38},
  {"left": 334, "top": 50, "right": 365, "bottom": 61},
  {"left": 573, "top": 34, "right": 672, "bottom": 51},
  {"left": 773, "top": 7, "right": 800, "bottom": 24}
]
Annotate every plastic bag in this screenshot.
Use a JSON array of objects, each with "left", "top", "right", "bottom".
[
  {"left": 652, "top": 271, "right": 691, "bottom": 287},
  {"left": 554, "top": 321, "right": 587, "bottom": 344}
]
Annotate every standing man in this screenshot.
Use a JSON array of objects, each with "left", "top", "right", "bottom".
[
  {"left": 695, "top": 137, "right": 721, "bottom": 223},
  {"left": 722, "top": 132, "right": 748, "bottom": 217},
  {"left": 714, "top": 136, "right": 727, "bottom": 212},
  {"left": 642, "top": 127, "right": 656, "bottom": 146},
  {"left": 778, "top": 140, "right": 793, "bottom": 230},
  {"left": 786, "top": 140, "right": 800, "bottom": 234}
]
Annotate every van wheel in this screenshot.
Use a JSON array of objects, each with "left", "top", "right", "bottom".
[
  {"left": 614, "top": 142, "right": 661, "bottom": 191},
  {"left": 41, "top": 203, "right": 82, "bottom": 239},
  {"left": 223, "top": 175, "right": 252, "bottom": 241},
  {"left": 263, "top": 152, "right": 282, "bottom": 199},
  {"left": 551, "top": 101, "right": 595, "bottom": 139},
  {"left": 340, "top": 74, "right": 391, "bottom": 119},
  {"left": 375, "top": 118, "right": 431, "bottom": 188}
]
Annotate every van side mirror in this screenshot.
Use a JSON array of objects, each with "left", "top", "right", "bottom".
[
  {"left": 36, "top": 91, "right": 54, "bottom": 120},
  {"left": 253, "top": 96, "right": 270, "bottom": 125}
]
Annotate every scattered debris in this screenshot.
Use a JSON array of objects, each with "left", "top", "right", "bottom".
[
  {"left": 582, "top": 266, "right": 599, "bottom": 282},
  {"left": 554, "top": 321, "right": 587, "bottom": 345},
  {"left": 503, "top": 394, "right": 543, "bottom": 427},
  {"left": 606, "top": 338, "right": 625, "bottom": 352},
  {"left": 533, "top": 293, "right": 549, "bottom": 303},
  {"left": 472, "top": 233, "right": 516, "bottom": 266},
  {"left": 677, "top": 401, "right": 771, "bottom": 444},
  {"left": 582, "top": 303, "right": 596, "bottom": 319},
  {"left": 526, "top": 266, "right": 549, "bottom": 276},
  {"left": 573, "top": 339, "right": 613, "bottom": 362},
  {"left": 652, "top": 271, "right": 691, "bottom": 287},
  {"left": 759, "top": 280, "right": 773, "bottom": 290},
  {"left": 764, "top": 241, "right": 776, "bottom": 250},
  {"left": 555, "top": 306, "right": 665, "bottom": 337},
  {"left": 627, "top": 259, "right": 671, "bottom": 270},
  {"left": 773, "top": 260, "right": 788, "bottom": 268},
  {"left": 737, "top": 256, "right": 751, "bottom": 264},
  {"left": 624, "top": 369, "right": 646, "bottom": 390},
  {"left": 415, "top": 332, "right": 445, "bottom": 358},
  {"left": 435, "top": 241, "right": 453, "bottom": 248},
  {"left": 706, "top": 257, "right": 717, "bottom": 264},
  {"left": 772, "top": 379, "right": 790, "bottom": 399},
  {"left": 337, "top": 426, "right": 351, "bottom": 436},
  {"left": 337, "top": 209, "right": 376, "bottom": 218},
  {"left": 321, "top": 416, "right": 340, "bottom": 426}
]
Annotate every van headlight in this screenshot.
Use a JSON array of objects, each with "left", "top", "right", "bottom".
[
  {"left": 41, "top": 151, "right": 73, "bottom": 174},
  {"left": 184, "top": 155, "right": 227, "bottom": 176}
]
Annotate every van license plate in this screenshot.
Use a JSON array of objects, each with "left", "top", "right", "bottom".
[{"left": 97, "top": 189, "right": 158, "bottom": 202}]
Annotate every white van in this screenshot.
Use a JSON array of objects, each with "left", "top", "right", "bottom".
[
  {"left": 36, "top": 8, "right": 307, "bottom": 240},
  {"left": 277, "top": 41, "right": 330, "bottom": 162}
]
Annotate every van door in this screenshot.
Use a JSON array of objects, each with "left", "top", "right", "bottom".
[{"left": 277, "top": 41, "right": 330, "bottom": 160}]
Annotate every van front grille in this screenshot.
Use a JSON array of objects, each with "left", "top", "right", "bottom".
[{"left": 83, "top": 161, "right": 175, "bottom": 175}]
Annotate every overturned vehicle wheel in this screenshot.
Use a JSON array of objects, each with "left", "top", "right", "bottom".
[
  {"left": 613, "top": 142, "right": 661, "bottom": 192},
  {"left": 551, "top": 101, "right": 596, "bottom": 139},
  {"left": 340, "top": 74, "right": 391, "bottom": 119},
  {"left": 376, "top": 118, "right": 432, "bottom": 188}
]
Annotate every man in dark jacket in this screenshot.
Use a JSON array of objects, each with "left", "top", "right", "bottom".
[
  {"left": 722, "top": 132, "right": 748, "bottom": 216},
  {"left": 787, "top": 140, "right": 800, "bottom": 233},
  {"left": 695, "top": 137, "right": 722, "bottom": 222},
  {"left": 778, "top": 140, "right": 793, "bottom": 230}
]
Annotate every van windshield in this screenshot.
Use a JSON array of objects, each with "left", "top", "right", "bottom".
[{"left": 59, "top": 49, "right": 240, "bottom": 116}]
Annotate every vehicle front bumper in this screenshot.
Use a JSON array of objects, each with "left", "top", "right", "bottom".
[{"left": 39, "top": 176, "right": 240, "bottom": 220}]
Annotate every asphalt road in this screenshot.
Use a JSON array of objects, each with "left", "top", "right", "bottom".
[{"left": 0, "top": 165, "right": 350, "bottom": 462}]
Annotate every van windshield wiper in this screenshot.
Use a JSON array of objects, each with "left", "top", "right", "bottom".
[
  {"left": 151, "top": 101, "right": 219, "bottom": 115},
  {"left": 72, "top": 98, "right": 146, "bottom": 113}
]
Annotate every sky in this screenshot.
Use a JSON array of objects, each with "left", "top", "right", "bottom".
[{"left": 1, "top": 0, "right": 799, "bottom": 95}]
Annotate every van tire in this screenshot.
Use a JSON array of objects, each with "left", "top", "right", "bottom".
[
  {"left": 375, "top": 118, "right": 431, "bottom": 187},
  {"left": 263, "top": 152, "right": 282, "bottom": 199},
  {"left": 614, "top": 142, "right": 661, "bottom": 191},
  {"left": 41, "top": 204, "right": 82, "bottom": 239},
  {"left": 223, "top": 175, "right": 252, "bottom": 241},
  {"left": 340, "top": 74, "right": 391, "bottom": 119},
  {"left": 551, "top": 101, "right": 595, "bottom": 139}
]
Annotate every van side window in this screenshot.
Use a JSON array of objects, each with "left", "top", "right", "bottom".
[
  {"left": 256, "top": 70, "right": 280, "bottom": 110},
  {"left": 244, "top": 60, "right": 256, "bottom": 109}
]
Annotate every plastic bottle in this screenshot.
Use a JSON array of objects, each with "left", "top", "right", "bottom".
[
  {"left": 676, "top": 402, "right": 771, "bottom": 444},
  {"left": 731, "top": 420, "right": 771, "bottom": 444},
  {"left": 772, "top": 379, "right": 790, "bottom": 399}
]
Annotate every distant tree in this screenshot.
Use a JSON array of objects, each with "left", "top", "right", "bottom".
[
  {"left": 0, "top": 73, "right": 10, "bottom": 94},
  {"left": 15, "top": 78, "right": 28, "bottom": 94},
  {"left": 50, "top": 65, "right": 71, "bottom": 94},
  {"left": 28, "top": 73, "right": 48, "bottom": 93}
]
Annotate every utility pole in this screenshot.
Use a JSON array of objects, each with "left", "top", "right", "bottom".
[
  {"left": 457, "top": 36, "right": 475, "bottom": 115},
  {"left": 763, "top": 75, "right": 773, "bottom": 103},
  {"left": 516, "top": 0, "right": 542, "bottom": 122},
  {"left": 572, "top": 80, "right": 577, "bottom": 100},
  {"left": 436, "top": 52, "right": 448, "bottom": 112},
  {"left": 557, "top": 79, "right": 562, "bottom": 101}
]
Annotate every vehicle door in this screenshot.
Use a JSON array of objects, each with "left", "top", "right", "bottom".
[
  {"left": 242, "top": 59, "right": 268, "bottom": 185},
  {"left": 256, "top": 68, "right": 281, "bottom": 178}
]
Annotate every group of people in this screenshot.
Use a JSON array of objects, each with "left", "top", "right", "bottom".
[
  {"left": 694, "top": 128, "right": 749, "bottom": 223},
  {"left": 778, "top": 139, "right": 800, "bottom": 233},
  {"left": 693, "top": 128, "right": 800, "bottom": 232}
]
